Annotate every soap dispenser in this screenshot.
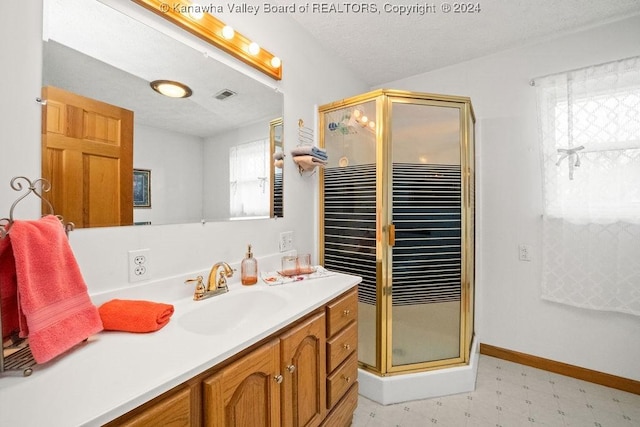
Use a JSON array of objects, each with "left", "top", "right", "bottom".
[{"left": 241, "top": 244, "right": 258, "bottom": 285}]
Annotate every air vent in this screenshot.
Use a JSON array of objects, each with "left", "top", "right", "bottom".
[{"left": 214, "top": 89, "right": 237, "bottom": 100}]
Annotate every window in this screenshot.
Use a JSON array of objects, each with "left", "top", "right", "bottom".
[
  {"left": 535, "top": 56, "right": 640, "bottom": 316},
  {"left": 229, "top": 138, "right": 269, "bottom": 218}
]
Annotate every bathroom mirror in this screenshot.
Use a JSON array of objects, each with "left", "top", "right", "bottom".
[
  {"left": 42, "top": 0, "right": 284, "bottom": 227},
  {"left": 270, "top": 118, "right": 284, "bottom": 218}
]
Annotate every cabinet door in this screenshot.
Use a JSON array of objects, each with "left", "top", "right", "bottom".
[
  {"left": 107, "top": 386, "right": 195, "bottom": 427},
  {"left": 203, "top": 339, "right": 281, "bottom": 427},
  {"left": 280, "top": 312, "right": 327, "bottom": 427}
]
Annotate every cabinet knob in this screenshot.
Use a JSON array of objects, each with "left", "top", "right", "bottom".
[
  {"left": 343, "top": 343, "right": 351, "bottom": 351},
  {"left": 274, "top": 374, "right": 283, "bottom": 384},
  {"left": 342, "top": 309, "right": 351, "bottom": 316},
  {"left": 341, "top": 375, "right": 351, "bottom": 383},
  {"left": 286, "top": 364, "right": 296, "bottom": 373}
]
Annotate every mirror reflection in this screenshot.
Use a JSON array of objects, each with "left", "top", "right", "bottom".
[{"left": 42, "top": 0, "right": 284, "bottom": 228}]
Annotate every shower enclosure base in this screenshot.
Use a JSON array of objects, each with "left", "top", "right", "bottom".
[{"left": 358, "top": 337, "right": 479, "bottom": 405}]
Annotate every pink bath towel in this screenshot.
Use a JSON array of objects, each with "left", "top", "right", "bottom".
[
  {"left": 0, "top": 234, "right": 21, "bottom": 339},
  {"left": 9, "top": 215, "right": 103, "bottom": 363}
]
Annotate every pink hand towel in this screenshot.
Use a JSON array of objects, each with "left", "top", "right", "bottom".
[
  {"left": 0, "top": 235, "right": 20, "bottom": 339},
  {"left": 10, "top": 215, "right": 103, "bottom": 363}
]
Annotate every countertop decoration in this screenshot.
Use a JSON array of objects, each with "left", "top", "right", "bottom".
[{"left": 261, "top": 265, "right": 335, "bottom": 285}]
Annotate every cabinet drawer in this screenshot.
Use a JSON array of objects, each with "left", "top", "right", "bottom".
[
  {"left": 326, "top": 352, "right": 358, "bottom": 409},
  {"left": 320, "top": 382, "right": 358, "bottom": 427},
  {"left": 327, "top": 321, "right": 357, "bottom": 372},
  {"left": 111, "top": 386, "right": 193, "bottom": 427},
  {"left": 326, "top": 289, "right": 358, "bottom": 337}
]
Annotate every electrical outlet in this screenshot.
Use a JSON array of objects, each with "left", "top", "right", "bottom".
[
  {"left": 128, "top": 249, "right": 150, "bottom": 282},
  {"left": 279, "top": 231, "right": 294, "bottom": 252},
  {"left": 518, "top": 244, "right": 532, "bottom": 262}
]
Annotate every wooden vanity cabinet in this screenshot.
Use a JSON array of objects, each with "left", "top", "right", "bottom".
[{"left": 105, "top": 287, "right": 357, "bottom": 427}]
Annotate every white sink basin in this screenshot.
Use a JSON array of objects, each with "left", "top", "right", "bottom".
[{"left": 178, "top": 290, "right": 288, "bottom": 335}]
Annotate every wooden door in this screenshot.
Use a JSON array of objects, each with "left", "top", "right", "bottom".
[
  {"left": 203, "top": 339, "right": 281, "bottom": 427},
  {"left": 280, "top": 312, "right": 327, "bottom": 427},
  {"left": 41, "top": 86, "right": 133, "bottom": 228}
]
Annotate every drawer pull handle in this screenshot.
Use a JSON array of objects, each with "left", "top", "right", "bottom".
[
  {"left": 341, "top": 375, "right": 351, "bottom": 383},
  {"left": 342, "top": 309, "right": 351, "bottom": 316},
  {"left": 274, "top": 374, "right": 283, "bottom": 384},
  {"left": 287, "top": 364, "right": 296, "bottom": 373},
  {"left": 343, "top": 343, "right": 351, "bottom": 351}
]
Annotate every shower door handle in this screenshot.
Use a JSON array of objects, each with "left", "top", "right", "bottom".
[{"left": 388, "top": 224, "right": 396, "bottom": 246}]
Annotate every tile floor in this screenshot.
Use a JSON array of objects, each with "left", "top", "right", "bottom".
[{"left": 352, "top": 355, "right": 640, "bottom": 427}]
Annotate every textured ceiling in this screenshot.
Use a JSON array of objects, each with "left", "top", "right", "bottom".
[{"left": 277, "top": 0, "right": 640, "bottom": 86}]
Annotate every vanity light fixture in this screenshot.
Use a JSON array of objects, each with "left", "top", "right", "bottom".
[
  {"left": 150, "top": 80, "right": 193, "bottom": 98},
  {"left": 132, "top": 0, "right": 282, "bottom": 80}
]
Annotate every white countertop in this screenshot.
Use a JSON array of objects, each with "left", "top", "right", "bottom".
[{"left": 0, "top": 270, "right": 360, "bottom": 426}]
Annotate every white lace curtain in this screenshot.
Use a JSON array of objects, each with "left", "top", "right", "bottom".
[
  {"left": 229, "top": 138, "right": 269, "bottom": 218},
  {"left": 535, "top": 56, "right": 640, "bottom": 316}
]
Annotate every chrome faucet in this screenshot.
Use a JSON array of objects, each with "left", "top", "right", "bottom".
[{"left": 185, "top": 262, "right": 234, "bottom": 301}]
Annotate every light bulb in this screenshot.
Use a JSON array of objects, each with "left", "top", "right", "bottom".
[
  {"left": 222, "top": 25, "right": 235, "bottom": 40},
  {"left": 248, "top": 42, "right": 260, "bottom": 55},
  {"left": 188, "top": 3, "right": 204, "bottom": 20},
  {"left": 361, "top": 115, "right": 368, "bottom": 124},
  {"left": 368, "top": 121, "right": 375, "bottom": 129},
  {"left": 353, "top": 109, "right": 362, "bottom": 118},
  {"left": 270, "top": 56, "right": 281, "bottom": 68}
]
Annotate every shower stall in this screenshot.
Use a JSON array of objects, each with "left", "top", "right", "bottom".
[{"left": 319, "top": 89, "right": 477, "bottom": 404}]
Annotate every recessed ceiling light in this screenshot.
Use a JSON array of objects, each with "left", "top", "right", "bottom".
[{"left": 150, "top": 80, "right": 193, "bottom": 98}]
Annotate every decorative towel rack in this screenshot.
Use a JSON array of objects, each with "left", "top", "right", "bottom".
[
  {"left": 292, "top": 119, "right": 322, "bottom": 176},
  {"left": 0, "top": 176, "right": 74, "bottom": 376},
  {"left": 297, "top": 118, "right": 314, "bottom": 146}
]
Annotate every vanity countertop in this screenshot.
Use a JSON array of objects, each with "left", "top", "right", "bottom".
[{"left": 0, "top": 270, "right": 361, "bottom": 426}]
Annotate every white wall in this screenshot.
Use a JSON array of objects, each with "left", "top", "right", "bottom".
[
  {"left": 0, "top": 1, "right": 368, "bottom": 295},
  {"left": 381, "top": 16, "right": 640, "bottom": 381},
  {"left": 0, "top": 2, "right": 42, "bottom": 218},
  {"left": 133, "top": 124, "right": 204, "bottom": 225},
  {"left": 203, "top": 119, "right": 272, "bottom": 220}
]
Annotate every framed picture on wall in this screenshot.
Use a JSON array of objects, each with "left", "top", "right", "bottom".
[{"left": 133, "top": 169, "right": 151, "bottom": 208}]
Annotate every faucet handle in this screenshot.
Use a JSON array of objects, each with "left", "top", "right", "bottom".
[
  {"left": 185, "top": 275, "right": 206, "bottom": 300},
  {"left": 217, "top": 270, "right": 229, "bottom": 289}
]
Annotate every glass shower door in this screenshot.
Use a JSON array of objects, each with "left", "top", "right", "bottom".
[
  {"left": 388, "top": 99, "right": 464, "bottom": 369},
  {"left": 320, "top": 89, "right": 475, "bottom": 376},
  {"left": 321, "top": 99, "right": 378, "bottom": 368}
]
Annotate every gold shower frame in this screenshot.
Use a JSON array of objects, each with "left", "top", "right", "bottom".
[{"left": 318, "top": 89, "right": 476, "bottom": 376}]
